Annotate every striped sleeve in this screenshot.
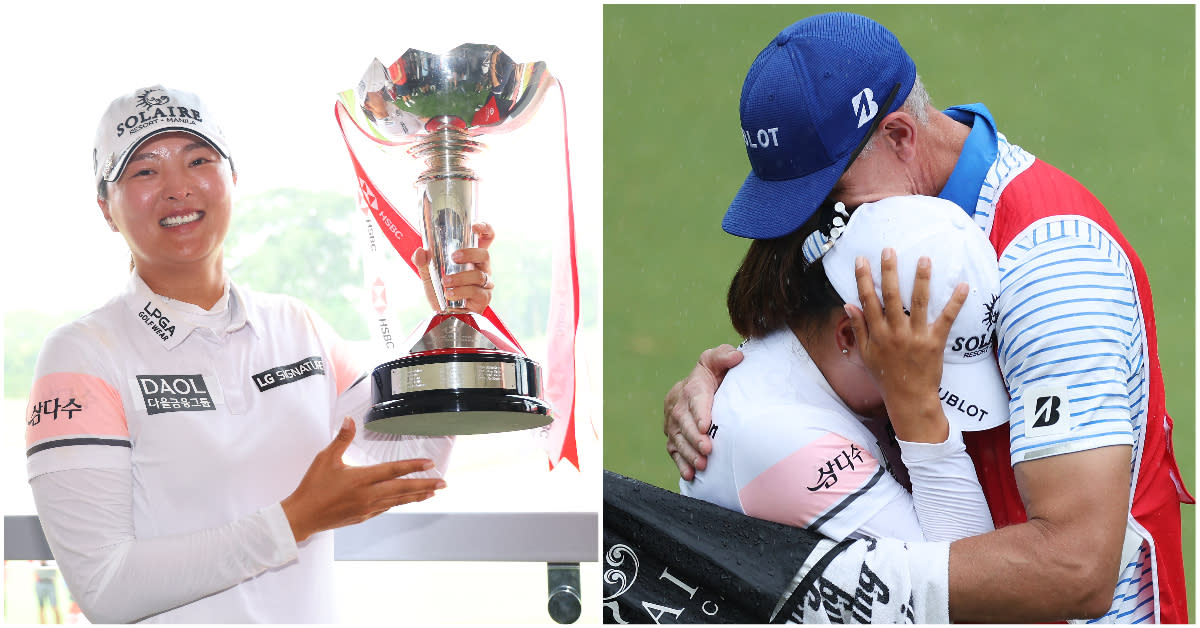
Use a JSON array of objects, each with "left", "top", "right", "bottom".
[
  {"left": 26, "top": 327, "right": 132, "bottom": 479},
  {"left": 1087, "top": 545, "right": 1156, "bottom": 623},
  {"left": 995, "top": 217, "right": 1142, "bottom": 467}
]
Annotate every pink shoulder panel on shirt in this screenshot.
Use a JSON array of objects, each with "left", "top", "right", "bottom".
[
  {"left": 738, "top": 432, "right": 881, "bottom": 529},
  {"left": 304, "top": 309, "right": 364, "bottom": 396},
  {"left": 326, "top": 340, "right": 361, "bottom": 396},
  {"left": 26, "top": 372, "right": 128, "bottom": 448}
]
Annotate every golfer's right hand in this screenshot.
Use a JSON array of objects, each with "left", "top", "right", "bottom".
[
  {"left": 664, "top": 344, "right": 743, "bottom": 481},
  {"left": 844, "top": 251, "right": 967, "bottom": 444},
  {"left": 281, "top": 417, "right": 446, "bottom": 543}
]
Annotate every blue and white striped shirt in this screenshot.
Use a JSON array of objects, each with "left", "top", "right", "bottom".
[{"left": 968, "top": 128, "right": 1156, "bottom": 623}]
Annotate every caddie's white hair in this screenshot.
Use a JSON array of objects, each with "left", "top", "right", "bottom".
[{"left": 860, "top": 74, "right": 932, "bottom": 155}]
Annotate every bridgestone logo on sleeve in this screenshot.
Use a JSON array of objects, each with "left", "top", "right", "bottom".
[
  {"left": 1032, "top": 396, "right": 1061, "bottom": 428},
  {"left": 1023, "top": 385, "right": 1072, "bottom": 437},
  {"left": 252, "top": 356, "right": 326, "bottom": 392}
]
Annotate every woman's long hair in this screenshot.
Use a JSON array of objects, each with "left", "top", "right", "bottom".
[{"left": 727, "top": 201, "right": 848, "bottom": 340}]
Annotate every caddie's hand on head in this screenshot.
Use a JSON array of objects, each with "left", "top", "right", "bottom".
[
  {"left": 280, "top": 417, "right": 447, "bottom": 543},
  {"left": 412, "top": 222, "right": 495, "bottom": 315},
  {"left": 665, "top": 344, "right": 744, "bottom": 481},
  {"left": 843, "top": 251, "right": 968, "bottom": 443}
]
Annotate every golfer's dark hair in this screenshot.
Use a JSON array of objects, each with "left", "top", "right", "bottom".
[{"left": 727, "top": 201, "right": 847, "bottom": 340}]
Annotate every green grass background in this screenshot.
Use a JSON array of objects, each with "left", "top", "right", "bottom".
[{"left": 603, "top": 4, "right": 1194, "bottom": 618}]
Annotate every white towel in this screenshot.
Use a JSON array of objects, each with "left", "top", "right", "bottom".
[{"left": 770, "top": 536, "right": 951, "bottom": 624}]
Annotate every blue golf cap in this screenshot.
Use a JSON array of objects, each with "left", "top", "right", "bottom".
[{"left": 723, "top": 13, "right": 917, "bottom": 239}]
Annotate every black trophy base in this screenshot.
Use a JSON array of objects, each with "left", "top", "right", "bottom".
[
  {"left": 366, "top": 391, "right": 552, "bottom": 436},
  {"left": 365, "top": 347, "right": 552, "bottom": 436}
]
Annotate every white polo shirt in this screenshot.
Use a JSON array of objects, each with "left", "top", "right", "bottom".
[
  {"left": 25, "top": 273, "right": 451, "bottom": 623},
  {"left": 681, "top": 329, "right": 992, "bottom": 544}
]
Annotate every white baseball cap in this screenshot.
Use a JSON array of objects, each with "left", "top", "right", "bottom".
[
  {"left": 823, "top": 195, "right": 1009, "bottom": 432},
  {"left": 93, "top": 85, "right": 233, "bottom": 189}
]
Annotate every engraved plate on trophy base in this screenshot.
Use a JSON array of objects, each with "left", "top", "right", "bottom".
[
  {"left": 366, "top": 350, "right": 551, "bottom": 436},
  {"left": 365, "top": 313, "right": 551, "bottom": 436}
]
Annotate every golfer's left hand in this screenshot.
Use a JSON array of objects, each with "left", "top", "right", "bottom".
[{"left": 412, "top": 222, "right": 495, "bottom": 314}]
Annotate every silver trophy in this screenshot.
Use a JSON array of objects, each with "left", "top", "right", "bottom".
[{"left": 339, "top": 44, "right": 554, "bottom": 436}]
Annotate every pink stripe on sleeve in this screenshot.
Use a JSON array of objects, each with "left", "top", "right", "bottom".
[
  {"left": 305, "top": 309, "right": 365, "bottom": 396},
  {"left": 26, "top": 372, "right": 128, "bottom": 448},
  {"left": 326, "top": 339, "right": 363, "bottom": 397},
  {"left": 738, "top": 432, "right": 880, "bottom": 528}
]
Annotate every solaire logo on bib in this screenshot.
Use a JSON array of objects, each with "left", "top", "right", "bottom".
[{"left": 135, "top": 374, "right": 216, "bottom": 415}]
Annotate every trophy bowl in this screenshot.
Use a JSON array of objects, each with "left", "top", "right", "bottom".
[{"left": 338, "top": 44, "right": 555, "bottom": 436}]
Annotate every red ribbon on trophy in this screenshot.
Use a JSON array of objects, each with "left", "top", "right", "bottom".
[{"left": 541, "top": 86, "right": 579, "bottom": 470}]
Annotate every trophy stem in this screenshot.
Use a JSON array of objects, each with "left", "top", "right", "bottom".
[
  {"left": 411, "top": 123, "right": 487, "bottom": 312},
  {"left": 410, "top": 121, "right": 484, "bottom": 182}
]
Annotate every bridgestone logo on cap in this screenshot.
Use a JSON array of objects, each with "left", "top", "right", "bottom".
[{"left": 852, "top": 88, "right": 879, "bottom": 128}]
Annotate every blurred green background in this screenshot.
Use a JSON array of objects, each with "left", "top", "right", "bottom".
[{"left": 603, "top": 3, "right": 1194, "bottom": 618}]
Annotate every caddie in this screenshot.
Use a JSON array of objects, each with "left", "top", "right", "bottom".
[{"left": 663, "top": 12, "right": 1192, "bottom": 623}]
